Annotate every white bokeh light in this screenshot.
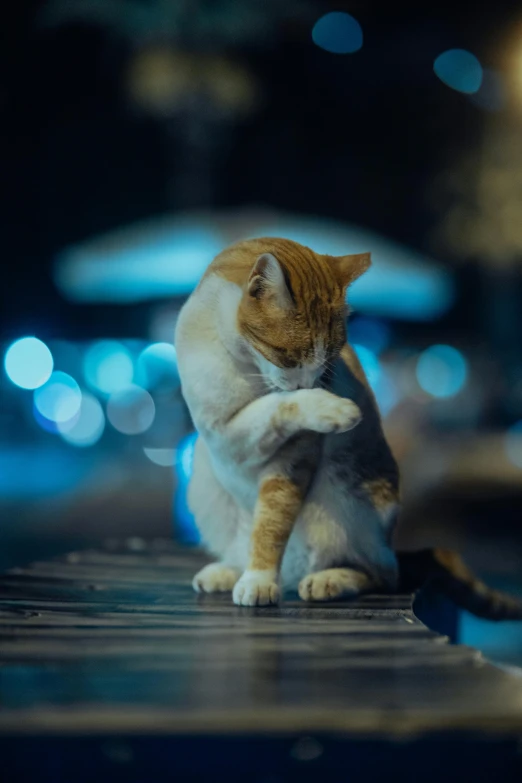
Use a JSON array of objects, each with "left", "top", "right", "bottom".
[
  {"left": 143, "top": 447, "right": 175, "bottom": 466},
  {"left": 4, "top": 337, "right": 54, "bottom": 390},
  {"left": 58, "top": 392, "right": 105, "bottom": 447},
  {"left": 84, "top": 340, "right": 134, "bottom": 395},
  {"left": 135, "top": 342, "right": 178, "bottom": 389},
  {"left": 33, "top": 371, "right": 82, "bottom": 423},
  {"left": 107, "top": 384, "right": 155, "bottom": 435}
]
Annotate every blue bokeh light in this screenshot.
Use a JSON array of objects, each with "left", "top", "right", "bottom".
[
  {"left": 434, "top": 49, "right": 483, "bottom": 94},
  {"left": 469, "top": 68, "right": 505, "bottom": 112},
  {"left": 312, "top": 12, "right": 363, "bottom": 54},
  {"left": 34, "top": 371, "right": 82, "bottom": 423},
  {"left": 173, "top": 432, "right": 200, "bottom": 545},
  {"left": 144, "top": 447, "right": 176, "bottom": 467},
  {"left": 373, "top": 371, "right": 399, "bottom": 417},
  {"left": 353, "top": 344, "right": 381, "bottom": 389},
  {"left": 135, "top": 343, "right": 178, "bottom": 390},
  {"left": 58, "top": 392, "right": 105, "bottom": 447},
  {"left": 107, "top": 384, "right": 155, "bottom": 435},
  {"left": 84, "top": 340, "right": 134, "bottom": 395},
  {"left": 505, "top": 421, "right": 522, "bottom": 469},
  {"left": 4, "top": 337, "right": 54, "bottom": 390},
  {"left": 416, "top": 345, "right": 467, "bottom": 398}
]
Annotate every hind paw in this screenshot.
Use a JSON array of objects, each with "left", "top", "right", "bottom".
[{"left": 298, "top": 568, "right": 371, "bottom": 602}]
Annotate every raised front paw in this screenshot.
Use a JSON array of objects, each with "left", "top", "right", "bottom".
[
  {"left": 193, "top": 563, "right": 241, "bottom": 594},
  {"left": 232, "top": 570, "right": 280, "bottom": 607},
  {"left": 296, "top": 389, "right": 362, "bottom": 434}
]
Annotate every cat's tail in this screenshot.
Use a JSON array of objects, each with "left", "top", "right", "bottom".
[{"left": 396, "top": 548, "right": 522, "bottom": 620}]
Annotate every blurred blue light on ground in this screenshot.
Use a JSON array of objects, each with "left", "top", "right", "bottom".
[
  {"left": 135, "top": 343, "right": 178, "bottom": 390},
  {"left": 4, "top": 337, "right": 53, "bottom": 390},
  {"left": 174, "top": 432, "right": 200, "bottom": 544},
  {"left": 34, "top": 371, "right": 82, "bottom": 423},
  {"left": 106, "top": 384, "right": 155, "bottom": 435},
  {"left": 58, "top": 392, "right": 105, "bottom": 447},
  {"left": 416, "top": 345, "right": 467, "bottom": 398},
  {"left": 144, "top": 447, "right": 176, "bottom": 467},
  {"left": 504, "top": 421, "right": 522, "bottom": 469},
  {"left": 353, "top": 344, "right": 381, "bottom": 388},
  {"left": 84, "top": 340, "right": 134, "bottom": 395},
  {"left": 312, "top": 12, "right": 363, "bottom": 54},
  {"left": 349, "top": 317, "right": 391, "bottom": 355},
  {"left": 469, "top": 68, "right": 505, "bottom": 112},
  {"left": 434, "top": 49, "right": 483, "bottom": 94}
]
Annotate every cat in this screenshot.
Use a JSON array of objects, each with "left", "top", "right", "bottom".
[{"left": 175, "top": 236, "right": 522, "bottom": 618}]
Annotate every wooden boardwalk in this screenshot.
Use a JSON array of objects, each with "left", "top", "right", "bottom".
[{"left": 1, "top": 541, "right": 522, "bottom": 781}]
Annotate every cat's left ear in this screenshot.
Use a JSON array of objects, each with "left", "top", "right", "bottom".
[
  {"left": 331, "top": 252, "right": 371, "bottom": 287},
  {"left": 247, "top": 253, "right": 293, "bottom": 307}
]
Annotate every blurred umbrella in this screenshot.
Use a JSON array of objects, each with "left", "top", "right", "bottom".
[{"left": 54, "top": 208, "right": 455, "bottom": 321}]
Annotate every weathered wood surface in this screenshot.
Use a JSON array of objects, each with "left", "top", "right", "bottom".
[{"left": 0, "top": 540, "right": 521, "bottom": 739}]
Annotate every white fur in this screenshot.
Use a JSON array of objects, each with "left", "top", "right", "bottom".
[
  {"left": 175, "top": 274, "right": 398, "bottom": 602},
  {"left": 233, "top": 569, "right": 279, "bottom": 606}
]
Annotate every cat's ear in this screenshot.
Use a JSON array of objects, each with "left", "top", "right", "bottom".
[
  {"left": 331, "top": 252, "right": 371, "bottom": 287},
  {"left": 247, "top": 253, "right": 293, "bottom": 307}
]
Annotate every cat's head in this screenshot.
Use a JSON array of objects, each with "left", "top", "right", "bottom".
[{"left": 236, "top": 238, "right": 370, "bottom": 391}]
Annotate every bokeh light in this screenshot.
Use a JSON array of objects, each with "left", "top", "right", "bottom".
[
  {"left": 34, "top": 371, "right": 82, "bottom": 423},
  {"left": 353, "top": 344, "right": 381, "bottom": 388},
  {"left": 143, "top": 447, "right": 175, "bottom": 467},
  {"left": 176, "top": 431, "right": 198, "bottom": 482},
  {"left": 58, "top": 392, "right": 105, "bottom": 447},
  {"left": 84, "top": 340, "right": 134, "bottom": 395},
  {"left": 135, "top": 342, "right": 178, "bottom": 390},
  {"left": 33, "top": 404, "right": 73, "bottom": 434},
  {"left": 504, "top": 421, "right": 522, "bottom": 469},
  {"left": 312, "top": 12, "right": 363, "bottom": 55},
  {"left": 173, "top": 432, "right": 200, "bottom": 544},
  {"left": 416, "top": 344, "right": 467, "bottom": 398},
  {"left": 434, "top": 49, "right": 483, "bottom": 94},
  {"left": 373, "top": 370, "right": 399, "bottom": 417},
  {"left": 469, "top": 68, "right": 505, "bottom": 112},
  {"left": 4, "top": 337, "right": 54, "bottom": 390},
  {"left": 107, "top": 385, "right": 155, "bottom": 435}
]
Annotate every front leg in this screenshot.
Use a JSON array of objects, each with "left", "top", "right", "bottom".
[
  {"left": 222, "top": 388, "right": 361, "bottom": 466},
  {"left": 233, "top": 473, "right": 303, "bottom": 606}
]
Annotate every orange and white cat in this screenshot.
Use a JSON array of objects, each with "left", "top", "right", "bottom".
[
  {"left": 175, "top": 236, "right": 522, "bottom": 617},
  {"left": 175, "top": 237, "right": 399, "bottom": 606}
]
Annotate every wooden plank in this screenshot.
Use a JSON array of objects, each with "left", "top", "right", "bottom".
[{"left": 0, "top": 540, "right": 521, "bottom": 742}]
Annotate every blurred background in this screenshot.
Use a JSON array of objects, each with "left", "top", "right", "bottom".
[{"left": 2, "top": 0, "right": 522, "bottom": 663}]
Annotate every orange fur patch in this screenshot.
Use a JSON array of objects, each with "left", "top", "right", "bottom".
[
  {"left": 205, "top": 238, "right": 370, "bottom": 370},
  {"left": 363, "top": 478, "right": 399, "bottom": 511},
  {"left": 249, "top": 475, "right": 304, "bottom": 571}
]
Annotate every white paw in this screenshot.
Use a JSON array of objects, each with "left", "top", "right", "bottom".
[
  {"left": 232, "top": 570, "right": 280, "bottom": 607},
  {"left": 298, "top": 569, "right": 365, "bottom": 602},
  {"left": 296, "top": 389, "right": 361, "bottom": 435},
  {"left": 192, "top": 563, "right": 240, "bottom": 594}
]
